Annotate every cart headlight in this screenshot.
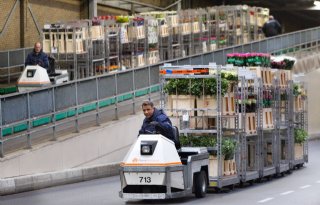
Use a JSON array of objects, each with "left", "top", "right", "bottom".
[{"left": 140, "top": 141, "right": 157, "bottom": 155}]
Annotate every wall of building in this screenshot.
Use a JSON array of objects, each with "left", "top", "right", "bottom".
[
  {"left": 0, "top": 0, "right": 176, "bottom": 51},
  {"left": 0, "top": 0, "right": 21, "bottom": 50},
  {"left": 305, "top": 69, "right": 320, "bottom": 137},
  {"left": 0, "top": 0, "right": 83, "bottom": 50}
]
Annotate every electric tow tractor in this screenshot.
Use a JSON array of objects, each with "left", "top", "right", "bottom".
[
  {"left": 17, "top": 56, "right": 68, "bottom": 92},
  {"left": 119, "top": 127, "right": 210, "bottom": 200}
]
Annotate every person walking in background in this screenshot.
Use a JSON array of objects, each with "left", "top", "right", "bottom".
[
  {"left": 25, "top": 42, "right": 49, "bottom": 69},
  {"left": 262, "top": 15, "right": 282, "bottom": 37}
]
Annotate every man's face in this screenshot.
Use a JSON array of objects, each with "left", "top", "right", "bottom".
[
  {"left": 142, "top": 105, "right": 154, "bottom": 119},
  {"left": 34, "top": 43, "right": 41, "bottom": 53}
]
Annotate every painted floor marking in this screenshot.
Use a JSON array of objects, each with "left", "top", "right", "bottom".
[
  {"left": 280, "top": 190, "right": 294, "bottom": 195},
  {"left": 300, "top": 185, "right": 311, "bottom": 189},
  {"left": 258, "top": 197, "right": 274, "bottom": 203}
]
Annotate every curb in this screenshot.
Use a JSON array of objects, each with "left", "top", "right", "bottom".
[{"left": 0, "top": 163, "right": 120, "bottom": 196}]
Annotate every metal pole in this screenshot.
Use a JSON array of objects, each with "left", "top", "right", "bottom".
[
  {"left": 0, "top": 97, "right": 3, "bottom": 157},
  {"left": 115, "top": 74, "right": 119, "bottom": 120},
  {"left": 52, "top": 87, "right": 57, "bottom": 141},
  {"left": 27, "top": 92, "right": 32, "bottom": 149},
  {"left": 88, "top": 0, "right": 97, "bottom": 19},
  {"left": 75, "top": 82, "right": 80, "bottom": 133},
  {"left": 96, "top": 77, "right": 100, "bottom": 126}
]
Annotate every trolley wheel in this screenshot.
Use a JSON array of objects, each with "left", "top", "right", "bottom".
[
  {"left": 194, "top": 171, "right": 207, "bottom": 198},
  {"left": 214, "top": 187, "right": 222, "bottom": 193},
  {"left": 229, "top": 184, "right": 235, "bottom": 191}
]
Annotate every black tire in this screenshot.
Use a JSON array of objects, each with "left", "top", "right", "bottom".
[{"left": 194, "top": 171, "right": 207, "bottom": 198}]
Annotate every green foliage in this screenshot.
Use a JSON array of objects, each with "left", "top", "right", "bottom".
[
  {"left": 179, "top": 135, "right": 217, "bottom": 147},
  {"left": 293, "top": 84, "right": 302, "bottom": 96},
  {"left": 164, "top": 76, "right": 230, "bottom": 97},
  {"left": 294, "top": 128, "right": 308, "bottom": 144},
  {"left": 164, "top": 79, "right": 190, "bottom": 95},
  {"left": 222, "top": 138, "right": 236, "bottom": 160},
  {"left": 180, "top": 135, "right": 237, "bottom": 160},
  {"left": 221, "top": 71, "right": 238, "bottom": 82}
]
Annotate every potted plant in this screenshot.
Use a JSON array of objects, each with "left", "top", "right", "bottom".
[
  {"left": 294, "top": 128, "right": 308, "bottom": 160},
  {"left": 222, "top": 138, "right": 237, "bottom": 175},
  {"left": 294, "top": 128, "right": 307, "bottom": 144}
]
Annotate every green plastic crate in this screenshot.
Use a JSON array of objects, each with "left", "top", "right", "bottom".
[
  {"left": 117, "top": 95, "right": 124, "bottom": 102},
  {"left": 2, "top": 127, "right": 13, "bottom": 136},
  {"left": 0, "top": 86, "right": 18, "bottom": 95},
  {"left": 83, "top": 104, "right": 96, "bottom": 112},
  {"left": 123, "top": 94, "right": 133, "bottom": 101},
  {"left": 55, "top": 112, "right": 68, "bottom": 121},
  {"left": 99, "top": 98, "right": 116, "bottom": 108},
  {"left": 77, "top": 107, "right": 84, "bottom": 114},
  {"left": 135, "top": 89, "right": 149, "bottom": 97},
  {"left": 32, "top": 117, "right": 51, "bottom": 127},
  {"left": 13, "top": 123, "right": 28, "bottom": 133},
  {"left": 150, "top": 85, "right": 160, "bottom": 93},
  {"left": 67, "top": 109, "right": 76, "bottom": 117},
  {"left": 99, "top": 100, "right": 109, "bottom": 108}
]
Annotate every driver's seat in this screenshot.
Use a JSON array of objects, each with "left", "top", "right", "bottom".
[{"left": 172, "top": 126, "right": 181, "bottom": 150}]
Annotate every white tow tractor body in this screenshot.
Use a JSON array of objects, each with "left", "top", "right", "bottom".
[
  {"left": 17, "top": 65, "right": 68, "bottom": 92},
  {"left": 119, "top": 134, "right": 209, "bottom": 200}
]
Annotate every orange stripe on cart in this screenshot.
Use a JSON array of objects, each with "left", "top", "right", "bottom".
[{"left": 120, "top": 161, "right": 182, "bottom": 167}]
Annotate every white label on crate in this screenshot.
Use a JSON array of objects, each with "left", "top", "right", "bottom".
[{"left": 182, "top": 113, "right": 189, "bottom": 121}]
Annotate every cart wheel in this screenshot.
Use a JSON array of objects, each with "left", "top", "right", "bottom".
[{"left": 194, "top": 171, "right": 207, "bottom": 198}]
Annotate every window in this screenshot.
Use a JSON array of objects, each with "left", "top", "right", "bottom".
[{"left": 27, "top": 69, "right": 36, "bottom": 78}]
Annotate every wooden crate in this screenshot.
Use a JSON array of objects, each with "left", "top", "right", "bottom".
[
  {"left": 192, "top": 22, "right": 200, "bottom": 33},
  {"left": 294, "top": 143, "right": 304, "bottom": 160},
  {"left": 223, "top": 117, "right": 236, "bottom": 130},
  {"left": 248, "top": 67, "right": 272, "bottom": 87},
  {"left": 160, "top": 25, "right": 169, "bottom": 37},
  {"left": 135, "top": 54, "right": 145, "bottom": 67},
  {"left": 263, "top": 108, "right": 274, "bottom": 129},
  {"left": 196, "top": 95, "right": 217, "bottom": 116},
  {"left": 56, "top": 33, "right": 65, "bottom": 53},
  {"left": 294, "top": 95, "right": 303, "bottom": 112},
  {"left": 279, "top": 70, "right": 292, "bottom": 88},
  {"left": 209, "top": 155, "right": 219, "bottom": 177},
  {"left": 148, "top": 51, "right": 159, "bottom": 65},
  {"left": 43, "top": 32, "right": 56, "bottom": 53},
  {"left": 224, "top": 159, "right": 237, "bottom": 176},
  {"left": 171, "top": 95, "right": 196, "bottom": 116},
  {"left": 171, "top": 115, "right": 197, "bottom": 130},
  {"left": 66, "top": 31, "right": 84, "bottom": 54},
  {"left": 168, "top": 15, "right": 178, "bottom": 27},
  {"left": 181, "top": 23, "right": 191, "bottom": 35},
  {"left": 209, "top": 43, "right": 216, "bottom": 51},
  {"left": 90, "top": 25, "right": 104, "bottom": 40},
  {"left": 223, "top": 93, "right": 236, "bottom": 115},
  {"left": 240, "top": 113, "right": 257, "bottom": 135}
]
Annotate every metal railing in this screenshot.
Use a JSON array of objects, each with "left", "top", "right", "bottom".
[{"left": 1, "top": 26, "right": 320, "bottom": 157}]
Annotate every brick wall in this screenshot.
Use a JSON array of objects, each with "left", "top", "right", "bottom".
[
  {"left": 0, "top": 0, "right": 21, "bottom": 50},
  {"left": 0, "top": 0, "right": 178, "bottom": 51},
  {"left": 97, "top": 5, "right": 128, "bottom": 16},
  {"left": 24, "top": 0, "right": 81, "bottom": 48},
  {"left": 0, "top": 0, "right": 82, "bottom": 51}
]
